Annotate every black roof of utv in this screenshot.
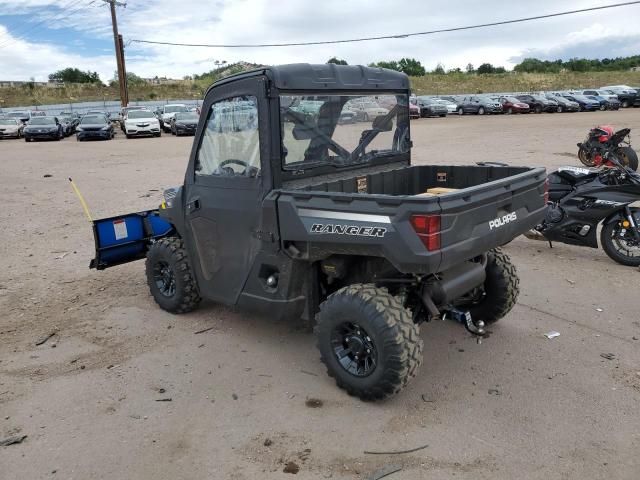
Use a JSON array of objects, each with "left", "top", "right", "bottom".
[{"left": 208, "top": 63, "right": 410, "bottom": 92}]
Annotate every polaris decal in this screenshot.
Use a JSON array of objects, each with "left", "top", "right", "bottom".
[
  {"left": 310, "top": 224, "right": 387, "bottom": 237},
  {"left": 489, "top": 212, "right": 518, "bottom": 230}
]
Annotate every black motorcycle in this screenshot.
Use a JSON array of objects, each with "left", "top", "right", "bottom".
[{"left": 526, "top": 152, "right": 640, "bottom": 266}]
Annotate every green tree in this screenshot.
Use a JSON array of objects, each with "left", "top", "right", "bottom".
[
  {"left": 476, "top": 63, "right": 495, "bottom": 74},
  {"left": 327, "top": 57, "right": 348, "bottom": 65},
  {"left": 370, "top": 60, "right": 401, "bottom": 71},
  {"left": 48, "top": 68, "right": 100, "bottom": 83},
  {"left": 465, "top": 63, "right": 475, "bottom": 73},
  {"left": 432, "top": 63, "right": 445, "bottom": 75},
  {"left": 398, "top": 58, "right": 426, "bottom": 76},
  {"left": 109, "top": 71, "right": 146, "bottom": 87}
]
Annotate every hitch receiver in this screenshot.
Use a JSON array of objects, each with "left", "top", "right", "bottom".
[{"left": 443, "top": 307, "right": 486, "bottom": 336}]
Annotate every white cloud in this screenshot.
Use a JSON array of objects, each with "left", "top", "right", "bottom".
[{"left": 0, "top": 0, "right": 639, "bottom": 81}]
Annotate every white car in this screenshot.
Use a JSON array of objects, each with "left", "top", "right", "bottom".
[
  {"left": 582, "top": 89, "right": 618, "bottom": 101},
  {"left": 159, "top": 104, "right": 189, "bottom": 132},
  {"left": 600, "top": 85, "right": 637, "bottom": 94},
  {"left": 433, "top": 98, "right": 457, "bottom": 113},
  {"left": 123, "top": 110, "right": 161, "bottom": 138},
  {"left": 0, "top": 118, "right": 24, "bottom": 138},
  {"left": 346, "top": 99, "right": 388, "bottom": 122}
]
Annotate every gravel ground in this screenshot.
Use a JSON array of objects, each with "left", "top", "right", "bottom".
[{"left": 1, "top": 110, "right": 639, "bottom": 479}]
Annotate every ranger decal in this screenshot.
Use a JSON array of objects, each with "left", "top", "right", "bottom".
[{"left": 310, "top": 224, "right": 387, "bottom": 237}]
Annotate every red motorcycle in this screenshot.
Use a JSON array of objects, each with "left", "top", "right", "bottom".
[{"left": 577, "top": 125, "right": 638, "bottom": 171}]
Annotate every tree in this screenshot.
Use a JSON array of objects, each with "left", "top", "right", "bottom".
[
  {"left": 369, "top": 60, "right": 400, "bottom": 71},
  {"left": 432, "top": 63, "right": 445, "bottom": 75},
  {"left": 327, "top": 57, "right": 348, "bottom": 65},
  {"left": 398, "top": 58, "right": 425, "bottom": 76},
  {"left": 465, "top": 63, "right": 475, "bottom": 73},
  {"left": 48, "top": 68, "right": 100, "bottom": 84},
  {"left": 476, "top": 63, "right": 495, "bottom": 74},
  {"left": 109, "top": 71, "right": 146, "bottom": 87}
]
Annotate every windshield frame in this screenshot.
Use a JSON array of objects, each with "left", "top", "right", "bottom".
[
  {"left": 81, "top": 115, "right": 107, "bottom": 125},
  {"left": 278, "top": 90, "right": 411, "bottom": 180},
  {"left": 28, "top": 117, "right": 56, "bottom": 125}
]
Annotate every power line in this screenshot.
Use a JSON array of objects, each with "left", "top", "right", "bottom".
[
  {"left": 0, "top": 0, "right": 81, "bottom": 42},
  {"left": 130, "top": 1, "right": 640, "bottom": 48}
]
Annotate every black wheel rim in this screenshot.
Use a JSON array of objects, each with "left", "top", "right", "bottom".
[
  {"left": 610, "top": 225, "right": 640, "bottom": 258},
  {"left": 153, "top": 261, "right": 176, "bottom": 297},
  {"left": 330, "top": 322, "right": 377, "bottom": 377}
]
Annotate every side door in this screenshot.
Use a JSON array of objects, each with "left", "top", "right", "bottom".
[{"left": 182, "top": 77, "right": 268, "bottom": 305}]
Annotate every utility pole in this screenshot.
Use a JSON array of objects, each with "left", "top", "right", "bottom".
[
  {"left": 103, "top": 0, "right": 127, "bottom": 106},
  {"left": 118, "top": 34, "right": 129, "bottom": 106}
]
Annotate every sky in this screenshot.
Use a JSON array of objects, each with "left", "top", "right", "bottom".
[{"left": 0, "top": 0, "right": 639, "bottom": 82}]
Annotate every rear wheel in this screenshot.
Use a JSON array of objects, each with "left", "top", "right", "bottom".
[
  {"left": 535, "top": 105, "right": 542, "bottom": 114},
  {"left": 506, "top": 107, "right": 513, "bottom": 114},
  {"left": 460, "top": 248, "right": 519, "bottom": 324},
  {"left": 557, "top": 105, "right": 563, "bottom": 113},
  {"left": 457, "top": 107, "right": 464, "bottom": 115},
  {"left": 315, "top": 284, "right": 423, "bottom": 401},
  {"left": 600, "top": 212, "right": 640, "bottom": 266},
  {"left": 622, "top": 100, "right": 630, "bottom": 108},
  {"left": 616, "top": 146, "right": 638, "bottom": 171},
  {"left": 146, "top": 237, "right": 201, "bottom": 313},
  {"left": 577, "top": 146, "right": 595, "bottom": 167}
]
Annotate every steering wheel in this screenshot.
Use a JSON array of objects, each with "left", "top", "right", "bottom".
[{"left": 218, "top": 158, "right": 259, "bottom": 177}]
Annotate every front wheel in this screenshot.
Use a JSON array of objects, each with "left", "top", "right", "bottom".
[
  {"left": 145, "top": 237, "right": 201, "bottom": 313},
  {"left": 315, "top": 284, "right": 423, "bottom": 401},
  {"left": 616, "top": 146, "right": 638, "bottom": 171},
  {"left": 622, "top": 100, "right": 630, "bottom": 108},
  {"left": 535, "top": 105, "right": 542, "bottom": 114},
  {"left": 457, "top": 107, "right": 464, "bottom": 115},
  {"left": 601, "top": 212, "right": 640, "bottom": 266},
  {"left": 557, "top": 105, "right": 563, "bottom": 113},
  {"left": 477, "top": 107, "right": 485, "bottom": 115},
  {"left": 461, "top": 248, "right": 519, "bottom": 324}
]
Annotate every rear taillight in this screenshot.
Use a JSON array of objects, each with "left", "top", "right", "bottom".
[
  {"left": 410, "top": 214, "right": 441, "bottom": 251},
  {"left": 543, "top": 178, "right": 549, "bottom": 203}
]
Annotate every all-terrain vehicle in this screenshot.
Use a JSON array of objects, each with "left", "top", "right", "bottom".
[{"left": 89, "top": 64, "right": 547, "bottom": 400}]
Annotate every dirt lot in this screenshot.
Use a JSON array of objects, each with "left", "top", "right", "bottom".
[{"left": 1, "top": 110, "right": 639, "bottom": 480}]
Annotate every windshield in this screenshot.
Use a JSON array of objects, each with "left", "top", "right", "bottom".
[
  {"left": 504, "top": 97, "right": 520, "bottom": 103},
  {"left": 0, "top": 119, "right": 18, "bottom": 125},
  {"left": 29, "top": 117, "right": 55, "bottom": 125},
  {"left": 81, "top": 115, "right": 106, "bottom": 124},
  {"left": 165, "top": 105, "right": 188, "bottom": 113},
  {"left": 175, "top": 112, "right": 199, "bottom": 121},
  {"left": 280, "top": 93, "right": 409, "bottom": 169},
  {"left": 8, "top": 112, "right": 27, "bottom": 118},
  {"left": 572, "top": 95, "right": 591, "bottom": 101},
  {"left": 127, "top": 110, "right": 154, "bottom": 119}
]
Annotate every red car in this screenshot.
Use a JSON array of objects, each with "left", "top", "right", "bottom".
[
  {"left": 499, "top": 96, "right": 530, "bottom": 114},
  {"left": 409, "top": 101, "right": 420, "bottom": 119}
]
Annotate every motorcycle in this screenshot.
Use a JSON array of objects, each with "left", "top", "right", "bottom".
[
  {"left": 526, "top": 152, "right": 640, "bottom": 266},
  {"left": 577, "top": 125, "right": 638, "bottom": 171}
]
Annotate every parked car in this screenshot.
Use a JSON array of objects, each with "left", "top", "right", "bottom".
[
  {"left": 456, "top": 95, "right": 502, "bottom": 115},
  {"left": 338, "top": 107, "right": 358, "bottom": 124},
  {"left": 515, "top": 94, "right": 556, "bottom": 113},
  {"left": 545, "top": 94, "right": 580, "bottom": 112},
  {"left": 562, "top": 94, "right": 600, "bottom": 111},
  {"left": 23, "top": 116, "right": 64, "bottom": 142},
  {"left": 76, "top": 114, "right": 114, "bottom": 141},
  {"left": 123, "top": 109, "right": 161, "bottom": 138},
  {"left": 498, "top": 96, "right": 530, "bottom": 114},
  {"left": 6, "top": 110, "right": 31, "bottom": 124},
  {"left": 582, "top": 89, "right": 618, "bottom": 102},
  {"left": 585, "top": 95, "right": 620, "bottom": 111},
  {"left": 170, "top": 111, "right": 199, "bottom": 136},
  {"left": 85, "top": 110, "right": 111, "bottom": 119},
  {"left": 119, "top": 106, "right": 148, "bottom": 130},
  {"left": 345, "top": 98, "right": 388, "bottom": 121},
  {"left": 432, "top": 98, "right": 458, "bottom": 114},
  {"left": 58, "top": 115, "right": 77, "bottom": 136},
  {"left": 600, "top": 86, "right": 637, "bottom": 108},
  {"left": 416, "top": 96, "right": 448, "bottom": 117},
  {"left": 158, "top": 104, "right": 190, "bottom": 132},
  {"left": 408, "top": 102, "right": 421, "bottom": 119},
  {"left": 0, "top": 118, "right": 24, "bottom": 139}
]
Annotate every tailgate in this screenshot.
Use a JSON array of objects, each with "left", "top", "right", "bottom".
[
  {"left": 90, "top": 210, "right": 173, "bottom": 270},
  {"left": 437, "top": 166, "right": 547, "bottom": 271}
]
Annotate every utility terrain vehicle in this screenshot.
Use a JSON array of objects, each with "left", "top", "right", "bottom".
[{"left": 90, "top": 64, "right": 547, "bottom": 400}]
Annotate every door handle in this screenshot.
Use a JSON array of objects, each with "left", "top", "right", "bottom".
[{"left": 187, "top": 198, "right": 201, "bottom": 214}]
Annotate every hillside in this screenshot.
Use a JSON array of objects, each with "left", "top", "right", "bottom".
[{"left": 1, "top": 68, "right": 640, "bottom": 108}]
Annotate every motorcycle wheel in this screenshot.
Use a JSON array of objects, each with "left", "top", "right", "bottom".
[
  {"left": 577, "top": 147, "right": 595, "bottom": 167},
  {"left": 616, "top": 146, "right": 639, "bottom": 171},
  {"left": 600, "top": 211, "right": 640, "bottom": 266}
]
